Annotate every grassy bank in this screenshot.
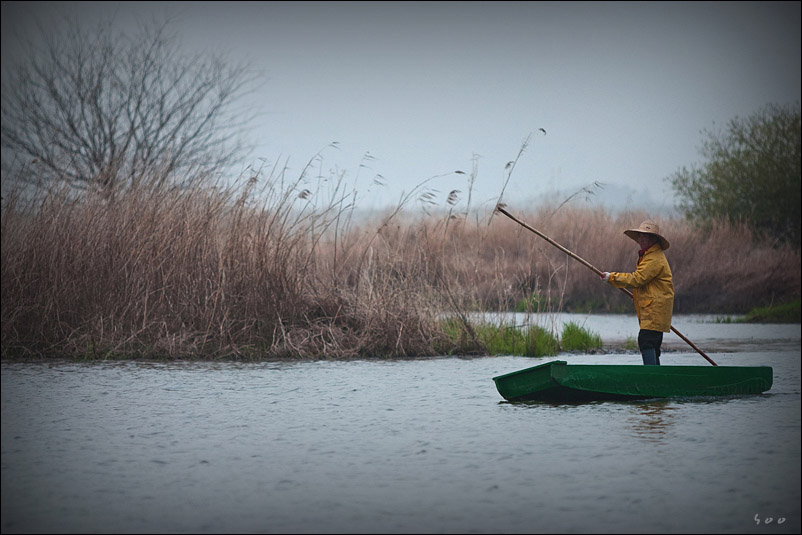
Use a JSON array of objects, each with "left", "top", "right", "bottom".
[
  {"left": 2, "top": 172, "right": 799, "bottom": 360},
  {"left": 741, "top": 300, "right": 801, "bottom": 323}
]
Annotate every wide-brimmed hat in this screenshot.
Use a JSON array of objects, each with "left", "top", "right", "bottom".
[{"left": 624, "top": 220, "right": 670, "bottom": 250}]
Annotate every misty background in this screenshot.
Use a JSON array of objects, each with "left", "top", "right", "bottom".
[{"left": 2, "top": 1, "right": 801, "bottom": 216}]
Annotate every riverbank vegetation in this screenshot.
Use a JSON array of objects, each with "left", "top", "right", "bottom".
[
  {"left": 740, "top": 300, "right": 801, "bottom": 323},
  {"left": 2, "top": 169, "right": 799, "bottom": 361},
  {"left": 668, "top": 102, "right": 800, "bottom": 249},
  {"left": 2, "top": 16, "right": 799, "bottom": 361}
]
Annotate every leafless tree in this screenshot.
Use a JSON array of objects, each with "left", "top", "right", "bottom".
[{"left": 1, "top": 15, "right": 258, "bottom": 191}]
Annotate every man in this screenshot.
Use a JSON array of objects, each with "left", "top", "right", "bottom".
[{"left": 601, "top": 220, "right": 674, "bottom": 365}]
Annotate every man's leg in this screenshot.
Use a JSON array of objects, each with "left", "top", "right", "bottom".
[{"left": 638, "top": 329, "right": 663, "bottom": 365}]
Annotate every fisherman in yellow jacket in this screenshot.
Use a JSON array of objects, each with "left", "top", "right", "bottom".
[{"left": 601, "top": 221, "right": 674, "bottom": 365}]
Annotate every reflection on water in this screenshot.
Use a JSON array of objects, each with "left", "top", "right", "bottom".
[{"left": 628, "top": 402, "right": 677, "bottom": 443}]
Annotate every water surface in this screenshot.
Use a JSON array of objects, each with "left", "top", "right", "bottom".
[{"left": 2, "top": 317, "right": 800, "bottom": 533}]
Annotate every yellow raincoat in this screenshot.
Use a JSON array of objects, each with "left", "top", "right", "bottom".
[{"left": 608, "top": 243, "right": 674, "bottom": 332}]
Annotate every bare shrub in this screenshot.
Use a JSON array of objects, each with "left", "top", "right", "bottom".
[{"left": 1, "top": 16, "right": 257, "bottom": 191}]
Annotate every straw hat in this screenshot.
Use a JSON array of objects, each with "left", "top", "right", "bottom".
[{"left": 624, "top": 220, "right": 670, "bottom": 250}]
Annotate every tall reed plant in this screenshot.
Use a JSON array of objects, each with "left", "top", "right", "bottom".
[{"left": 2, "top": 160, "right": 799, "bottom": 361}]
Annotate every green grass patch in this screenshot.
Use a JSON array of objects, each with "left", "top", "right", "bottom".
[
  {"left": 623, "top": 336, "right": 638, "bottom": 351},
  {"left": 439, "top": 317, "right": 465, "bottom": 341},
  {"left": 740, "top": 300, "right": 801, "bottom": 323},
  {"left": 560, "top": 321, "right": 603, "bottom": 352},
  {"left": 514, "top": 293, "right": 547, "bottom": 313},
  {"left": 474, "top": 322, "right": 559, "bottom": 357},
  {"left": 434, "top": 317, "right": 477, "bottom": 355}
]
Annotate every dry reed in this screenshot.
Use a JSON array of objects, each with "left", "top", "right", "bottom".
[{"left": 1, "top": 169, "right": 799, "bottom": 361}]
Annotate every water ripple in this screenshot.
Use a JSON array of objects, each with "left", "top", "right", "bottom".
[{"left": 2, "top": 332, "right": 800, "bottom": 534}]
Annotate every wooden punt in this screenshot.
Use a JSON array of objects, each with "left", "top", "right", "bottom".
[{"left": 492, "top": 360, "right": 773, "bottom": 402}]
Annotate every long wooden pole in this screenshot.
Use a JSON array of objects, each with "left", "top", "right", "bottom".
[{"left": 495, "top": 205, "right": 717, "bottom": 366}]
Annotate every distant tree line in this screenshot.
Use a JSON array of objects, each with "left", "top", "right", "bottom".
[{"left": 667, "top": 102, "right": 801, "bottom": 249}]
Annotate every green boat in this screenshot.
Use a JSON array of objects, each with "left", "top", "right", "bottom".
[{"left": 492, "top": 360, "right": 773, "bottom": 402}]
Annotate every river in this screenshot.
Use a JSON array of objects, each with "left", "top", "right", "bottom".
[{"left": 2, "top": 315, "right": 800, "bottom": 534}]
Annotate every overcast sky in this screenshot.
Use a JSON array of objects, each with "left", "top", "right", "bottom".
[{"left": 3, "top": 1, "right": 800, "bottom": 215}]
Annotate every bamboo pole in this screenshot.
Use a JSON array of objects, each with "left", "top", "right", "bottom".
[{"left": 495, "top": 204, "right": 717, "bottom": 366}]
